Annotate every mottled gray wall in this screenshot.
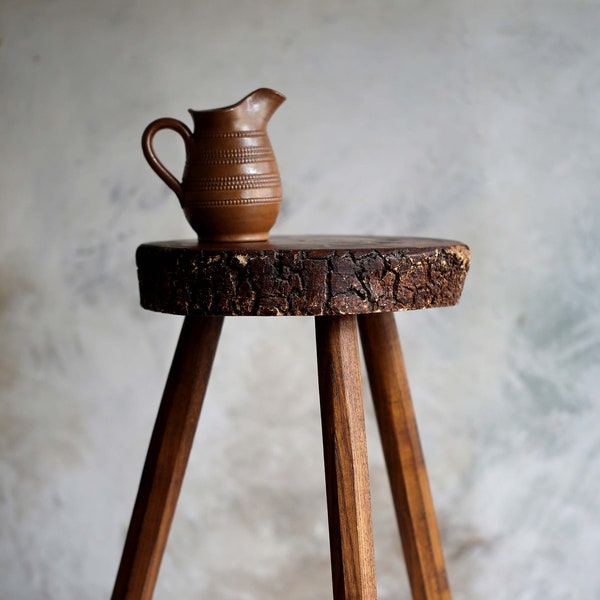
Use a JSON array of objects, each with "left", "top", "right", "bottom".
[{"left": 1, "top": 1, "right": 599, "bottom": 598}]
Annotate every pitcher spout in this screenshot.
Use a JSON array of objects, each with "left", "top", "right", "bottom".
[
  {"left": 189, "top": 88, "right": 286, "bottom": 131},
  {"left": 239, "top": 88, "right": 286, "bottom": 126}
]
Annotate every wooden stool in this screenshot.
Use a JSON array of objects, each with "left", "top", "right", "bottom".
[{"left": 112, "top": 236, "right": 470, "bottom": 600}]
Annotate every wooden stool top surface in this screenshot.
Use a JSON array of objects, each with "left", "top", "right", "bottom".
[{"left": 136, "top": 236, "right": 470, "bottom": 316}]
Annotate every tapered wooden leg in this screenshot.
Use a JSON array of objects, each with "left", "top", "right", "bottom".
[
  {"left": 358, "top": 313, "right": 451, "bottom": 600},
  {"left": 315, "top": 315, "right": 377, "bottom": 600},
  {"left": 112, "top": 315, "right": 224, "bottom": 600}
]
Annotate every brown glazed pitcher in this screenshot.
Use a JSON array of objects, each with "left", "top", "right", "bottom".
[{"left": 142, "top": 88, "right": 286, "bottom": 242}]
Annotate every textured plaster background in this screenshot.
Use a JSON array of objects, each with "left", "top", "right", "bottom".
[{"left": 1, "top": 1, "right": 599, "bottom": 598}]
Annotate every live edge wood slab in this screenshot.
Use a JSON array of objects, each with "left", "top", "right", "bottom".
[{"left": 136, "top": 236, "right": 470, "bottom": 316}]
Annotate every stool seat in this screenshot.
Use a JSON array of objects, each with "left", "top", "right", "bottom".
[{"left": 136, "top": 235, "right": 470, "bottom": 316}]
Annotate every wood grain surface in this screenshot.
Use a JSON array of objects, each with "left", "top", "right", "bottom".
[
  {"left": 112, "top": 316, "right": 223, "bottom": 600},
  {"left": 316, "top": 315, "right": 377, "bottom": 599},
  {"left": 359, "top": 312, "right": 451, "bottom": 600}
]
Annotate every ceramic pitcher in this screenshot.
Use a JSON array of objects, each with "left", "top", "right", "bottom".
[{"left": 142, "top": 88, "right": 286, "bottom": 242}]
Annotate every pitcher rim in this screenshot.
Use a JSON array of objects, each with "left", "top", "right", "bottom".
[{"left": 188, "top": 87, "right": 286, "bottom": 116}]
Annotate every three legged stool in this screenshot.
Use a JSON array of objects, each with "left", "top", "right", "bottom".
[{"left": 112, "top": 235, "right": 470, "bottom": 600}]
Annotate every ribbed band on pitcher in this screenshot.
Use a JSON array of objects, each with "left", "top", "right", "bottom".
[
  {"left": 193, "top": 146, "right": 274, "bottom": 165},
  {"left": 185, "top": 174, "right": 281, "bottom": 191},
  {"left": 183, "top": 196, "right": 282, "bottom": 207}
]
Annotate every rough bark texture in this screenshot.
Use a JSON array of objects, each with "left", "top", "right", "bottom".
[{"left": 136, "top": 236, "right": 470, "bottom": 316}]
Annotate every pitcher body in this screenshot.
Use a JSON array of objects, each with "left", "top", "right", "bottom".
[{"left": 142, "top": 88, "right": 286, "bottom": 242}]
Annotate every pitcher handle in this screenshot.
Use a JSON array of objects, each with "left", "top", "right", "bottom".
[{"left": 142, "top": 118, "right": 192, "bottom": 203}]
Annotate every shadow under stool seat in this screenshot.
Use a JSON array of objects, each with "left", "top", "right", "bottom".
[{"left": 111, "top": 235, "right": 471, "bottom": 600}]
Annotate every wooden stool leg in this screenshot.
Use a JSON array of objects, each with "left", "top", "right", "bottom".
[
  {"left": 112, "top": 315, "right": 224, "bottom": 600},
  {"left": 315, "top": 315, "right": 377, "bottom": 600},
  {"left": 358, "top": 313, "right": 451, "bottom": 600}
]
